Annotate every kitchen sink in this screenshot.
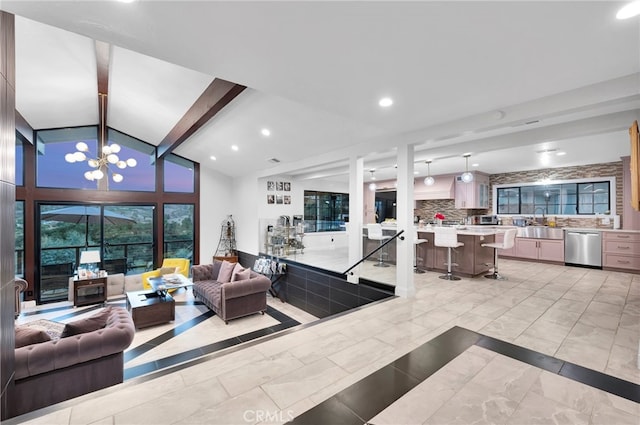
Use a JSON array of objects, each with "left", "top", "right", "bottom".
[{"left": 517, "top": 226, "right": 564, "bottom": 240}]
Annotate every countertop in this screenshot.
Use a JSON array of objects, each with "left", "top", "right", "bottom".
[
  {"left": 417, "top": 226, "right": 502, "bottom": 236},
  {"left": 366, "top": 224, "right": 640, "bottom": 234},
  {"left": 562, "top": 227, "right": 640, "bottom": 234}
]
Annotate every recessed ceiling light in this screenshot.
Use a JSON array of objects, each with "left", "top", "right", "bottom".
[
  {"left": 556, "top": 151, "right": 566, "bottom": 156},
  {"left": 414, "top": 171, "right": 419, "bottom": 175},
  {"left": 116, "top": 0, "right": 137, "bottom": 3},
  {"left": 472, "top": 163, "right": 479, "bottom": 167},
  {"left": 617, "top": 1, "right": 640, "bottom": 19},
  {"left": 378, "top": 97, "right": 393, "bottom": 108},
  {"left": 231, "top": 145, "right": 239, "bottom": 151},
  {"left": 261, "top": 128, "right": 271, "bottom": 137},
  {"left": 210, "top": 155, "right": 217, "bottom": 161}
]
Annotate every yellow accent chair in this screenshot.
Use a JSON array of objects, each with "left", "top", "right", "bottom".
[{"left": 141, "top": 258, "right": 190, "bottom": 290}]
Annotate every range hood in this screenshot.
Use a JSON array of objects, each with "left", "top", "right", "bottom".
[{"left": 414, "top": 176, "right": 455, "bottom": 200}]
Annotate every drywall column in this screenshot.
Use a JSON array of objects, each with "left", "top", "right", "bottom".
[
  {"left": 347, "top": 156, "right": 364, "bottom": 283},
  {"left": 395, "top": 144, "right": 415, "bottom": 298},
  {"left": 0, "top": 11, "right": 15, "bottom": 419}
]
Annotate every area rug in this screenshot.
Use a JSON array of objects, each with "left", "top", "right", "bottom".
[{"left": 20, "top": 319, "right": 65, "bottom": 340}]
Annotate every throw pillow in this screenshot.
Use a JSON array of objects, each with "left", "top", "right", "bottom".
[
  {"left": 231, "top": 265, "right": 251, "bottom": 282},
  {"left": 61, "top": 306, "right": 112, "bottom": 338},
  {"left": 15, "top": 326, "right": 52, "bottom": 348},
  {"left": 230, "top": 263, "right": 244, "bottom": 281},
  {"left": 217, "top": 260, "right": 235, "bottom": 283},
  {"left": 159, "top": 266, "right": 178, "bottom": 275}
]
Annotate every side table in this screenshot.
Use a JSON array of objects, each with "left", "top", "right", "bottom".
[{"left": 73, "top": 277, "right": 107, "bottom": 307}]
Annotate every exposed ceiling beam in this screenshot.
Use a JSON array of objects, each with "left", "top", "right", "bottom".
[
  {"left": 95, "top": 40, "right": 110, "bottom": 191},
  {"left": 156, "top": 78, "right": 246, "bottom": 160},
  {"left": 95, "top": 40, "right": 110, "bottom": 147},
  {"left": 95, "top": 40, "right": 110, "bottom": 95}
]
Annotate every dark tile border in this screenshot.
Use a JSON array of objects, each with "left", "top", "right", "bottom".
[
  {"left": 123, "top": 305, "right": 300, "bottom": 380},
  {"left": 288, "top": 326, "right": 640, "bottom": 424}
]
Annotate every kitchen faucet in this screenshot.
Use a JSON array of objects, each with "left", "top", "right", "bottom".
[{"left": 534, "top": 207, "right": 547, "bottom": 225}]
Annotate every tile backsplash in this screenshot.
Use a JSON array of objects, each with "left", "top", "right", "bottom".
[{"left": 414, "top": 161, "right": 624, "bottom": 228}]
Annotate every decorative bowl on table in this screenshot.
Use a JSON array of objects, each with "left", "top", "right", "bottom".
[{"left": 163, "top": 274, "right": 181, "bottom": 284}]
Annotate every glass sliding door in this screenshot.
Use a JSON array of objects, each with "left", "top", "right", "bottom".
[
  {"left": 38, "top": 203, "right": 155, "bottom": 303},
  {"left": 39, "top": 203, "right": 90, "bottom": 303},
  {"left": 163, "top": 204, "right": 194, "bottom": 263},
  {"left": 103, "top": 205, "right": 154, "bottom": 274}
]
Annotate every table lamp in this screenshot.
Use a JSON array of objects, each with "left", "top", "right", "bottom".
[{"left": 79, "top": 250, "right": 101, "bottom": 278}]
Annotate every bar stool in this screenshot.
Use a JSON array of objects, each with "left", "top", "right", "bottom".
[
  {"left": 413, "top": 229, "right": 427, "bottom": 274},
  {"left": 367, "top": 223, "right": 391, "bottom": 267},
  {"left": 434, "top": 227, "right": 464, "bottom": 280},
  {"left": 482, "top": 228, "right": 517, "bottom": 280}
]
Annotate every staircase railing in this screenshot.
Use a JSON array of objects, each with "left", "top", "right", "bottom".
[{"left": 343, "top": 229, "right": 405, "bottom": 276}]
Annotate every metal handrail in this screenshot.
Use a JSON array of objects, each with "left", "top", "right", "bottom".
[{"left": 343, "top": 229, "right": 405, "bottom": 275}]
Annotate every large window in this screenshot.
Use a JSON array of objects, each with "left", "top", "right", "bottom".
[
  {"left": 164, "top": 154, "right": 195, "bottom": 193},
  {"left": 15, "top": 201, "right": 24, "bottom": 276},
  {"left": 38, "top": 203, "right": 153, "bottom": 302},
  {"left": 304, "top": 191, "right": 349, "bottom": 232},
  {"left": 108, "top": 129, "right": 156, "bottom": 192},
  {"left": 163, "top": 204, "right": 195, "bottom": 262},
  {"left": 36, "top": 127, "right": 99, "bottom": 189},
  {"left": 496, "top": 179, "right": 612, "bottom": 216},
  {"left": 35, "top": 127, "right": 156, "bottom": 191}
]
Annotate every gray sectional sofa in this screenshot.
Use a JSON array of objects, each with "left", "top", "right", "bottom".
[
  {"left": 12, "top": 306, "right": 135, "bottom": 417},
  {"left": 192, "top": 260, "right": 271, "bottom": 324}
]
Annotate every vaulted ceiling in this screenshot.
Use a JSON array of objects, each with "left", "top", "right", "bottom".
[{"left": 3, "top": 1, "right": 639, "bottom": 183}]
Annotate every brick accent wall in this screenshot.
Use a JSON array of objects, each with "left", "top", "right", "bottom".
[{"left": 414, "top": 161, "right": 623, "bottom": 228}]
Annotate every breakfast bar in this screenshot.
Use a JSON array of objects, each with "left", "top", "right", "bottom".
[
  {"left": 417, "top": 227, "right": 500, "bottom": 277},
  {"left": 363, "top": 225, "right": 503, "bottom": 277}
]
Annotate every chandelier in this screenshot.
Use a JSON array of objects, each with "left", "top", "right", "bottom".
[
  {"left": 64, "top": 94, "right": 137, "bottom": 182},
  {"left": 65, "top": 142, "right": 137, "bottom": 182}
]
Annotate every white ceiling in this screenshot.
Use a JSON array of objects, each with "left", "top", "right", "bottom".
[{"left": 3, "top": 1, "right": 639, "bottom": 183}]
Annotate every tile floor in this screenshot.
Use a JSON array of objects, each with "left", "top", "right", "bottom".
[{"left": 7, "top": 257, "right": 640, "bottom": 425}]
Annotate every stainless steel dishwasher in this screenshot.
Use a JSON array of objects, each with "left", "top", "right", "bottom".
[{"left": 564, "top": 230, "right": 602, "bottom": 268}]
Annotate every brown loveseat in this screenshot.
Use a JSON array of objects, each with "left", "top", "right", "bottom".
[
  {"left": 192, "top": 261, "right": 271, "bottom": 324},
  {"left": 12, "top": 306, "right": 135, "bottom": 417}
]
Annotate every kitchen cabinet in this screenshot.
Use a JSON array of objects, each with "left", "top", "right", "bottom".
[
  {"left": 455, "top": 172, "right": 490, "bottom": 209},
  {"left": 602, "top": 231, "right": 640, "bottom": 272},
  {"left": 514, "top": 238, "right": 564, "bottom": 262}
]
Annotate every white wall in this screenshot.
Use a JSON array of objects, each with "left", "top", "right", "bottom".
[
  {"left": 198, "top": 166, "right": 234, "bottom": 265},
  {"left": 228, "top": 174, "right": 261, "bottom": 256},
  {"left": 224, "top": 174, "right": 350, "bottom": 256}
]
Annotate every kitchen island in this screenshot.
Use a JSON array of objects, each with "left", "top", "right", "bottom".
[
  {"left": 363, "top": 225, "right": 503, "bottom": 277},
  {"left": 418, "top": 227, "right": 499, "bottom": 277}
]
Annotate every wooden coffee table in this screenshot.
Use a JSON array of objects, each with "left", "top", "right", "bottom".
[{"left": 126, "top": 290, "right": 175, "bottom": 329}]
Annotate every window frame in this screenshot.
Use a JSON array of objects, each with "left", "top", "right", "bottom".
[
  {"left": 163, "top": 153, "right": 195, "bottom": 193},
  {"left": 493, "top": 176, "right": 616, "bottom": 217},
  {"left": 303, "top": 190, "right": 349, "bottom": 232}
]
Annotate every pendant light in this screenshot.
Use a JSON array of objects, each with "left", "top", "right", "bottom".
[
  {"left": 460, "top": 154, "right": 473, "bottom": 183},
  {"left": 423, "top": 160, "right": 435, "bottom": 186},
  {"left": 368, "top": 169, "right": 377, "bottom": 191}
]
